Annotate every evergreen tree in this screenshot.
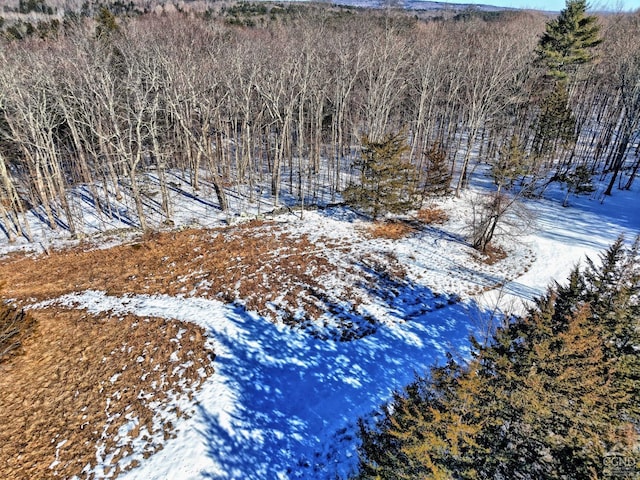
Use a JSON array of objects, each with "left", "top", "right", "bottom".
[
  {"left": 534, "top": 0, "right": 601, "bottom": 163},
  {"left": 491, "top": 134, "right": 528, "bottom": 194},
  {"left": 484, "top": 301, "right": 621, "bottom": 478},
  {"left": 536, "top": 0, "right": 602, "bottom": 80},
  {"left": 421, "top": 142, "right": 452, "bottom": 198},
  {"left": 95, "top": 6, "right": 120, "bottom": 39},
  {"left": 343, "top": 132, "right": 419, "bottom": 220},
  {"left": 355, "top": 238, "right": 640, "bottom": 479},
  {"left": 356, "top": 356, "right": 494, "bottom": 480},
  {"left": 582, "top": 237, "right": 640, "bottom": 421},
  {"left": 560, "top": 164, "right": 595, "bottom": 206},
  {"left": 533, "top": 79, "right": 576, "bottom": 157}
]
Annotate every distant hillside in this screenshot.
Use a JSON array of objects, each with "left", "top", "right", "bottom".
[
  {"left": 331, "top": 0, "right": 516, "bottom": 12},
  {"left": 0, "top": 0, "right": 529, "bottom": 19}
]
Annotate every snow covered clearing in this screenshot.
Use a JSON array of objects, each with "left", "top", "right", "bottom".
[
  {"left": 489, "top": 184, "right": 640, "bottom": 310},
  {"left": 1, "top": 177, "right": 638, "bottom": 479}
]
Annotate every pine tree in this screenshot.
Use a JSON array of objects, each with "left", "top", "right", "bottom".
[
  {"left": 95, "top": 6, "right": 120, "bottom": 40},
  {"left": 484, "top": 301, "right": 621, "bottom": 478},
  {"left": 533, "top": 79, "right": 576, "bottom": 157},
  {"left": 534, "top": 0, "right": 601, "bottom": 163},
  {"left": 355, "top": 238, "right": 640, "bottom": 479},
  {"left": 343, "top": 132, "right": 419, "bottom": 220},
  {"left": 491, "top": 134, "right": 528, "bottom": 195},
  {"left": 356, "top": 356, "right": 494, "bottom": 480},
  {"left": 582, "top": 237, "right": 640, "bottom": 421},
  {"left": 559, "top": 164, "right": 595, "bottom": 206},
  {"left": 536, "top": 0, "right": 602, "bottom": 80},
  {"left": 421, "top": 142, "right": 452, "bottom": 198}
]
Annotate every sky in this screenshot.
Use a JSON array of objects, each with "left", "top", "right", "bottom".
[{"left": 435, "top": 0, "right": 640, "bottom": 12}]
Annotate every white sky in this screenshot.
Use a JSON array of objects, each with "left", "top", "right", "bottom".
[{"left": 437, "top": 0, "right": 640, "bottom": 12}]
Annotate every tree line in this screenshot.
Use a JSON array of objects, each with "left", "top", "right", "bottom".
[{"left": 0, "top": 3, "right": 639, "bottom": 242}]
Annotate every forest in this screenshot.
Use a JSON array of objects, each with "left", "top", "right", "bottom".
[
  {"left": 0, "top": 0, "right": 638, "bottom": 245},
  {"left": 0, "top": 1, "right": 639, "bottom": 478}
]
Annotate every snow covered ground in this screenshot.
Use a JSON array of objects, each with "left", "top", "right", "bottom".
[
  {"left": 8, "top": 175, "right": 640, "bottom": 479},
  {"left": 48, "top": 290, "right": 472, "bottom": 479},
  {"left": 495, "top": 184, "right": 640, "bottom": 309}
]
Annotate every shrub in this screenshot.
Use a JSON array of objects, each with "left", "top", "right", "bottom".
[
  {"left": 416, "top": 207, "right": 448, "bottom": 225},
  {"left": 0, "top": 301, "right": 36, "bottom": 363}
]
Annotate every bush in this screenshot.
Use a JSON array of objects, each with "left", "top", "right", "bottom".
[{"left": 0, "top": 301, "right": 36, "bottom": 363}]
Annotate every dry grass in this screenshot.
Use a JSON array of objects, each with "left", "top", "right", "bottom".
[
  {"left": 475, "top": 243, "right": 508, "bottom": 265},
  {"left": 0, "top": 302, "right": 37, "bottom": 363},
  {"left": 361, "top": 251, "right": 408, "bottom": 281},
  {"left": 367, "top": 220, "right": 416, "bottom": 240},
  {"left": 0, "top": 307, "right": 213, "bottom": 480},
  {"left": 0, "top": 221, "right": 336, "bottom": 324},
  {"left": 0, "top": 219, "right": 409, "bottom": 476},
  {"left": 416, "top": 207, "right": 449, "bottom": 225}
]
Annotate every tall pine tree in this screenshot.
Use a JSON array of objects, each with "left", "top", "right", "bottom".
[
  {"left": 536, "top": 0, "right": 602, "bottom": 80},
  {"left": 534, "top": 0, "right": 601, "bottom": 163},
  {"left": 533, "top": 79, "right": 577, "bottom": 157}
]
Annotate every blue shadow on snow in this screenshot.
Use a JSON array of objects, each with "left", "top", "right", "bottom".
[{"left": 198, "top": 279, "right": 490, "bottom": 479}]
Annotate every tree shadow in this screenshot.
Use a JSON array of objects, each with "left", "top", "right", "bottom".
[
  {"left": 194, "top": 276, "right": 487, "bottom": 478},
  {"left": 290, "top": 287, "right": 378, "bottom": 342},
  {"left": 74, "top": 186, "right": 138, "bottom": 228},
  {"left": 30, "top": 204, "right": 70, "bottom": 231},
  {"left": 163, "top": 172, "right": 222, "bottom": 210},
  {"left": 61, "top": 291, "right": 493, "bottom": 479},
  {"left": 528, "top": 191, "right": 638, "bottom": 252}
]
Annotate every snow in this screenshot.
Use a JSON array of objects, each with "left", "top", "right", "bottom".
[
  {"left": 50, "top": 289, "right": 473, "bottom": 479},
  {"left": 9, "top": 170, "right": 640, "bottom": 479},
  {"left": 493, "top": 184, "right": 640, "bottom": 311}
]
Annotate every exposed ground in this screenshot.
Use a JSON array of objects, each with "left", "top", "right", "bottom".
[{"left": 1, "top": 207, "right": 527, "bottom": 335}]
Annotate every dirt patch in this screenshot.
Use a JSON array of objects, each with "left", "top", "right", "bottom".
[
  {"left": 476, "top": 243, "right": 508, "bottom": 265},
  {"left": 0, "top": 307, "right": 214, "bottom": 480},
  {"left": 416, "top": 207, "right": 449, "bottom": 225}
]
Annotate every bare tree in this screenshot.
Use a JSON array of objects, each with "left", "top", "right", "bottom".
[
  {"left": 358, "top": 27, "right": 410, "bottom": 141},
  {"left": 470, "top": 191, "right": 534, "bottom": 253},
  {"left": 454, "top": 20, "right": 537, "bottom": 196},
  {"left": 2, "top": 49, "right": 77, "bottom": 235},
  {"left": 602, "top": 14, "right": 640, "bottom": 195},
  {"left": 0, "top": 7, "right": 637, "bottom": 242}
]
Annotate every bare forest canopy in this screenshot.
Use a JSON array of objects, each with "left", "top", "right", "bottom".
[{"left": 0, "top": 4, "right": 639, "bottom": 242}]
